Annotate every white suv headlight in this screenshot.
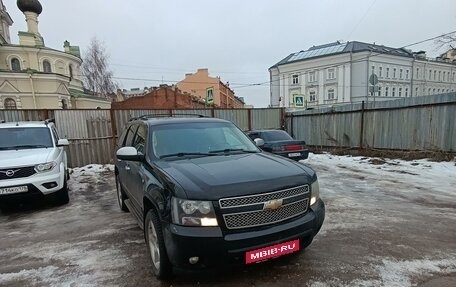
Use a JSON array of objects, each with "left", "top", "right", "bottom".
[
  {"left": 310, "top": 180, "right": 320, "bottom": 206},
  {"left": 35, "top": 161, "right": 57, "bottom": 173},
  {"left": 171, "top": 197, "right": 218, "bottom": 226}
]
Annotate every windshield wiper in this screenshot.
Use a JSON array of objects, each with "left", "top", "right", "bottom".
[
  {"left": 209, "top": 148, "right": 258, "bottom": 154},
  {"left": 9, "top": 145, "right": 49, "bottom": 150},
  {"left": 160, "top": 152, "right": 215, "bottom": 159}
]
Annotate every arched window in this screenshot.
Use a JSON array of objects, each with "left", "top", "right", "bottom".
[
  {"left": 11, "top": 58, "right": 21, "bottom": 71},
  {"left": 69, "top": 64, "right": 73, "bottom": 79},
  {"left": 62, "top": 99, "right": 68, "bottom": 109},
  {"left": 4, "top": 98, "right": 17, "bottom": 109},
  {"left": 43, "top": 60, "right": 52, "bottom": 73}
]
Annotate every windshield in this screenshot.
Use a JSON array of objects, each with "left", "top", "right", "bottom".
[
  {"left": 150, "top": 122, "right": 259, "bottom": 159},
  {"left": 262, "top": 130, "right": 293, "bottom": 141},
  {"left": 0, "top": 127, "right": 53, "bottom": 150}
]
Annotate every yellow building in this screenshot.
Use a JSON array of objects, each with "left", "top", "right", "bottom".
[
  {"left": 0, "top": 0, "right": 110, "bottom": 109},
  {"left": 177, "top": 68, "right": 245, "bottom": 108}
]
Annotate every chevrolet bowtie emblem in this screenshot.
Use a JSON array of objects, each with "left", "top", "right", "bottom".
[{"left": 263, "top": 199, "right": 283, "bottom": 211}]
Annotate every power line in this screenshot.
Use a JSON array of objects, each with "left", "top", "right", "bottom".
[{"left": 346, "top": 0, "right": 378, "bottom": 40}]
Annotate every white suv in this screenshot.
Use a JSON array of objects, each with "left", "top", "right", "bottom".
[{"left": 0, "top": 120, "right": 70, "bottom": 207}]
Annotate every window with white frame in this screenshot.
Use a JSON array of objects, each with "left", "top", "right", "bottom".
[
  {"left": 428, "top": 88, "right": 431, "bottom": 95},
  {"left": 327, "top": 89, "right": 335, "bottom": 100},
  {"left": 428, "top": 70, "right": 432, "bottom": 80},
  {"left": 399, "top": 69, "right": 403, "bottom": 79},
  {"left": 433, "top": 88, "right": 436, "bottom": 94},
  {"left": 292, "top": 74, "right": 299, "bottom": 85},
  {"left": 378, "top": 86, "right": 382, "bottom": 97},
  {"left": 379, "top": 67, "right": 383, "bottom": 77},
  {"left": 405, "top": 88, "right": 408, "bottom": 97},
  {"left": 393, "top": 68, "right": 397, "bottom": 78},
  {"left": 43, "top": 60, "right": 52, "bottom": 73},
  {"left": 453, "top": 72, "right": 455, "bottom": 82},
  {"left": 386, "top": 68, "right": 390, "bottom": 78},
  {"left": 434, "top": 71, "right": 436, "bottom": 81},
  {"left": 327, "top": 68, "right": 335, "bottom": 80},
  {"left": 392, "top": 87, "right": 396, "bottom": 97},
  {"left": 438, "top": 71, "right": 441, "bottom": 81},
  {"left": 415, "top": 87, "right": 418, "bottom": 96},
  {"left": 309, "top": 91, "right": 317, "bottom": 102},
  {"left": 399, "top": 87, "right": 402, "bottom": 97},
  {"left": 416, "top": 68, "right": 419, "bottom": 79},
  {"left": 437, "top": 89, "right": 440, "bottom": 94},
  {"left": 309, "top": 72, "right": 316, "bottom": 82},
  {"left": 406, "top": 70, "right": 409, "bottom": 79},
  {"left": 11, "top": 58, "right": 21, "bottom": 71},
  {"left": 385, "top": 87, "right": 389, "bottom": 97}
]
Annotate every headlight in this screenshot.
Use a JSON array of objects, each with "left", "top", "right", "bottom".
[
  {"left": 35, "top": 161, "right": 57, "bottom": 173},
  {"left": 310, "top": 180, "right": 320, "bottom": 206},
  {"left": 171, "top": 197, "right": 218, "bottom": 227}
]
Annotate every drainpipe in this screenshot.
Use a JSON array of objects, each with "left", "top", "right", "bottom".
[
  {"left": 411, "top": 56, "right": 415, "bottom": 97},
  {"left": 28, "top": 71, "right": 37, "bottom": 108}
]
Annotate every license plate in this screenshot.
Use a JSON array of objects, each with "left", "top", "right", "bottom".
[
  {"left": 0, "top": 186, "right": 28, "bottom": 195},
  {"left": 288, "top": 152, "right": 301, "bottom": 157},
  {"left": 245, "top": 239, "right": 300, "bottom": 264}
]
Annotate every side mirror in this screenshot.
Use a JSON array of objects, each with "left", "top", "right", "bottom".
[
  {"left": 117, "top": 146, "right": 143, "bottom": 162},
  {"left": 57, "top": 139, "right": 70, "bottom": 146},
  {"left": 254, "top": 138, "right": 265, "bottom": 147}
]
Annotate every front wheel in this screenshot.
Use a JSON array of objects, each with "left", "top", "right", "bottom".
[
  {"left": 145, "top": 210, "right": 172, "bottom": 279},
  {"left": 54, "top": 177, "right": 69, "bottom": 205}
]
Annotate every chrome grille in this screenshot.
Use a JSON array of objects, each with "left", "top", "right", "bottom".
[
  {"left": 0, "top": 166, "right": 36, "bottom": 181},
  {"left": 223, "top": 199, "right": 309, "bottom": 230},
  {"left": 219, "top": 185, "right": 309, "bottom": 208}
]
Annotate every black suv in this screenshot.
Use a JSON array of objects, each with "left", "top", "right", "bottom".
[{"left": 115, "top": 116, "right": 325, "bottom": 279}]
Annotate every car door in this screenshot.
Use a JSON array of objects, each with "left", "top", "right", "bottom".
[
  {"left": 118, "top": 124, "right": 138, "bottom": 197},
  {"left": 128, "top": 123, "right": 147, "bottom": 212}
]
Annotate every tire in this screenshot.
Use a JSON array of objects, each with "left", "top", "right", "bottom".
[
  {"left": 115, "top": 175, "right": 129, "bottom": 212},
  {"left": 144, "top": 209, "right": 172, "bottom": 280},
  {"left": 54, "top": 177, "right": 69, "bottom": 205}
]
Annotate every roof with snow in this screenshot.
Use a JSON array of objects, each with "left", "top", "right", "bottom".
[{"left": 271, "top": 41, "right": 414, "bottom": 68}]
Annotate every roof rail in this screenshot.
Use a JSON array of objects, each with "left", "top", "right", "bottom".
[
  {"left": 44, "top": 118, "right": 55, "bottom": 125},
  {"left": 129, "top": 113, "right": 208, "bottom": 121}
]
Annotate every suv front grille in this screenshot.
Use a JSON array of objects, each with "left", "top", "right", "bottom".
[
  {"left": 223, "top": 199, "right": 309, "bottom": 230},
  {"left": 219, "top": 185, "right": 310, "bottom": 230},
  {"left": 219, "top": 185, "right": 309, "bottom": 208},
  {"left": 0, "top": 166, "right": 36, "bottom": 180}
]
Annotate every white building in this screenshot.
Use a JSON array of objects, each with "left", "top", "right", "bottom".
[
  {"left": 0, "top": 0, "right": 111, "bottom": 109},
  {"left": 269, "top": 41, "right": 456, "bottom": 108}
]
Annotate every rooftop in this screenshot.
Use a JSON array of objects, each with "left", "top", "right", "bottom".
[{"left": 272, "top": 41, "right": 414, "bottom": 68}]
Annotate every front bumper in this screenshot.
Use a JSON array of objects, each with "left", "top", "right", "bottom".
[
  {"left": 0, "top": 168, "right": 65, "bottom": 200},
  {"left": 163, "top": 199, "right": 325, "bottom": 269}
]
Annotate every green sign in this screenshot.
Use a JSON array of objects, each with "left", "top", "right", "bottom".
[
  {"left": 293, "top": 94, "right": 305, "bottom": 108},
  {"left": 206, "top": 87, "right": 214, "bottom": 105}
]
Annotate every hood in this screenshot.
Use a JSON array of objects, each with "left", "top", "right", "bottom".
[
  {"left": 0, "top": 148, "right": 54, "bottom": 169},
  {"left": 155, "top": 153, "right": 315, "bottom": 200}
]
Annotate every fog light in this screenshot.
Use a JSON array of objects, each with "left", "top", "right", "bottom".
[
  {"left": 42, "top": 182, "right": 58, "bottom": 189},
  {"left": 189, "top": 257, "right": 199, "bottom": 264}
]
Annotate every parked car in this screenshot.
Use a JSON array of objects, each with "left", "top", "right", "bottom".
[
  {"left": 115, "top": 115, "right": 325, "bottom": 279},
  {"left": 0, "top": 120, "right": 70, "bottom": 207},
  {"left": 246, "top": 129, "right": 309, "bottom": 160}
]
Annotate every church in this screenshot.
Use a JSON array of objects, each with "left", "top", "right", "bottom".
[{"left": 0, "top": 0, "right": 111, "bottom": 109}]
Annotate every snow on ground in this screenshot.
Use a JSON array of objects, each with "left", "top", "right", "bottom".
[{"left": 1, "top": 157, "right": 455, "bottom": 287}]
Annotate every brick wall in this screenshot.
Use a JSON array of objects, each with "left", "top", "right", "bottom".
[{"left": 112, "top": 86, "right": 205, "bottom": 109}]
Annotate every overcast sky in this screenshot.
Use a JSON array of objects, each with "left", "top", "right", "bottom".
[{"left": 4, "top": 0, "right": 456, "bottom": 107}]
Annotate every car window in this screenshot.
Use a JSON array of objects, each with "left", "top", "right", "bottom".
[
  {"left": 262, "top": 130, "right": 293, "bottom": 141},
  {"left": 0, "top": 127, "right": 53, "bottom": 150},
  {"left": 132, "top": 124, "right": 147, "bottom": 155},
  {"left": 123, "top": 125, "right": 138, "bottom": 147},
  {"left": 150, "top": 122, "right": 258, "bottom": 159}
]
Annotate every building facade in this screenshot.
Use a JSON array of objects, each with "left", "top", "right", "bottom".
[
  {"left": 0, "top": 0, "right": 110, "bottom": 110},
  {"left": 177, "top": 68, "right": 245, "bottom": 108},
  {"left": 269, "top": 41, "right": 456, "bottom": 108}
]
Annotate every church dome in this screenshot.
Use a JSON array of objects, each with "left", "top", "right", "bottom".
[{"left": 17, "top": 0, "right": 42, "bottom": 15}]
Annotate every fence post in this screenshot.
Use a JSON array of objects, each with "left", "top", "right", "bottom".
[
  {"left": 280, "top": 108, "right": 286, "bottom": 130},
  {"left": 359, "top": 101, "right": 365, "bottom": 149},
  {"left": 247, "top": 109, "right": 252, "bottom": 131},
  {"left": 109, "top": 109, "right": 117, "bottom": 151}
]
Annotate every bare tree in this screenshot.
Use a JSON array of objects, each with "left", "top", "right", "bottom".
[
  {"left": 434, "top": 32, "right": 456, "bottom": 51},
  {"left": 82, "top": 37, "right": 118, "bottom": 97}
]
